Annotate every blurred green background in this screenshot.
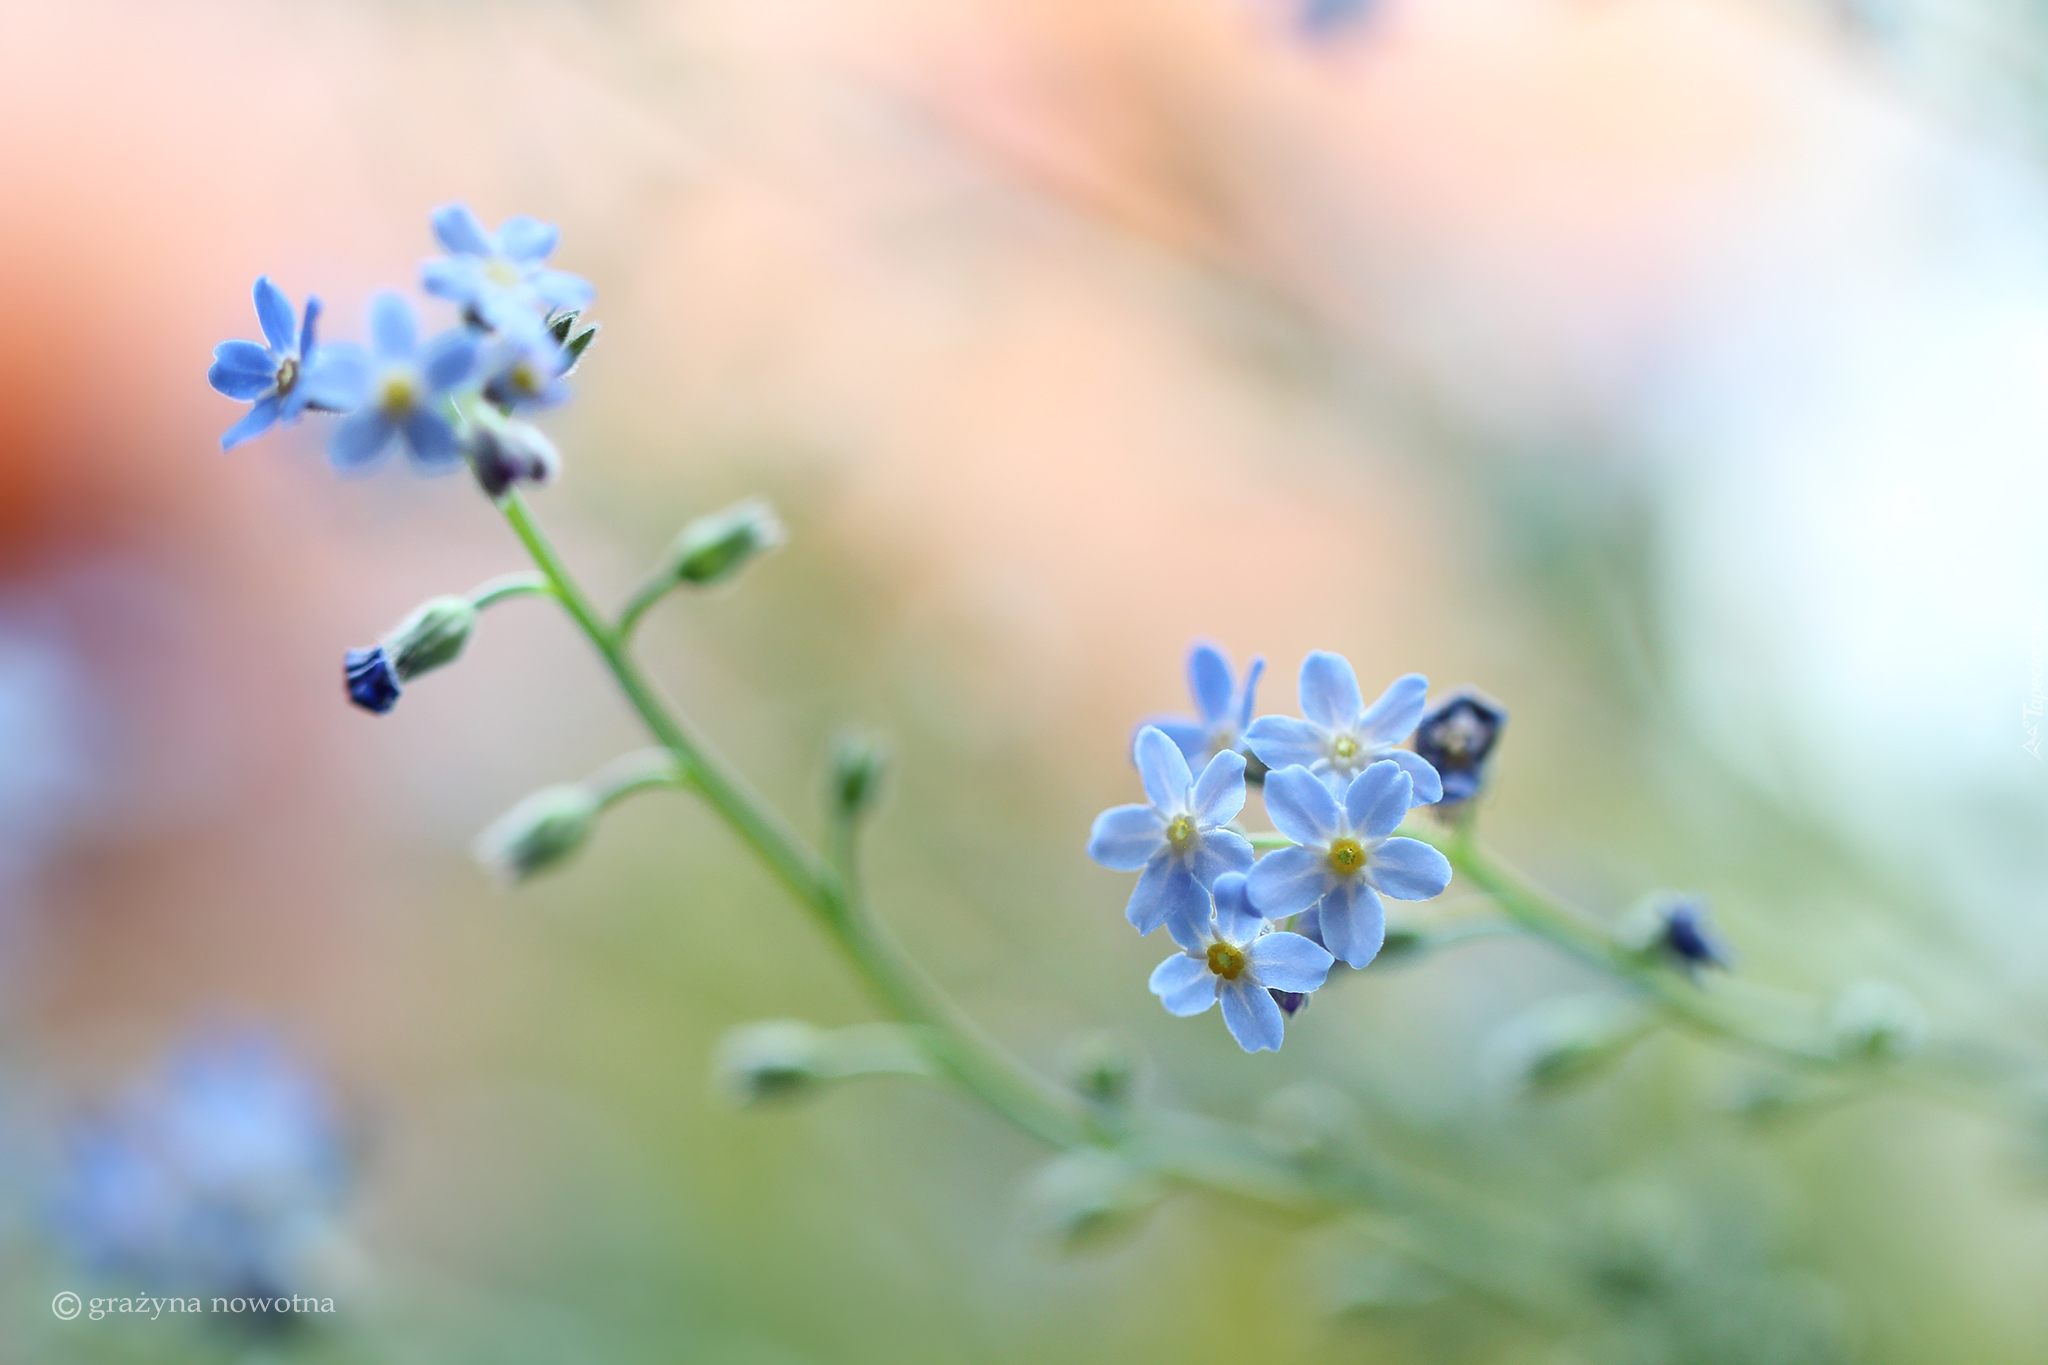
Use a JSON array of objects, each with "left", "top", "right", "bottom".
[{"left": 1, "top": 0, "right": 2044, "bottom": 1361}]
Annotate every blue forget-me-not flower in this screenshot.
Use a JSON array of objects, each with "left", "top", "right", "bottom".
[
  {"left": 1088, "top": 726, "right": 1254, "bottom": 948},
  {"left": 1246, "top": 652, "right": 1443, "bottom": 805},
  {"left": 206, "top": 277, "right": 346, "bottom": 451},
  {"left": 1149, "top": 872, "right": 1334, "bottom": 1052},
  {"left": 421, "top": 203, "right": 593, "bottom": 327},
  {"left": 1247, "top": 760, "right": 1452, "bottom": 967},
  {"left": 50, "top": 1031, "right": 350, "bottom": 1300},
  {"left": 480, "top": 316, "right": 573, "bottom": 413},
  {"left": 1143, "top": 643, "right": 1265, "bottom": 769},
  {"left": 315, "top": 293, "right": 478, "bottom": 476}
]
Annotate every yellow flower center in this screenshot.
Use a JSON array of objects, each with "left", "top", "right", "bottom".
[
  {"left": 274, "top": 355, "right": 299, "bottom": 396},
  {"left": 1165, "top": 814, "right": 1197, "bottom": 853},
  {"left": 512, "top": 361, "right": 543, "bottom": 395},
  {"left": 1206, "top": 942, "right": 1246, "bottom": 980},
  {"left": 1327, "top": 837, "right": 1366, "bottom": 877},
  {"left": 379, "top": 373, "right": 419, "bottom": 415},
  {"left": 1330, "top": 734, "right": 1359, "bottom": 762},
  {"left": 485, "top": 257, "right": 524, "bottom": 288}
]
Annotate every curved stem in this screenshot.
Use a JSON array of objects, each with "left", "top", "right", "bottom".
[
  {"left": 496, "top": 491, "right": 1086, "bottom": 1149},
  {"left": 467, "top": 571, "right": 554, "bottom": 611}
]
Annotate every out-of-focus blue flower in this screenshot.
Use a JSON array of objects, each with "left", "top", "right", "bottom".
[
  {"left": 206, "top": 277, "right": 349, "bottom": 451},
  {"left": 1149, "top": 881, "right": 1333, "bottom": 1053},
  {"left": 343, "top": 647, "right": 401, "bottom": 714},
  {"left": 1299, "top": 0, "right": 1373, "bottom": 37},
  {"left": 1246, "top": 653, "right": 1442, "bottom": 805},
  {"left": 1656, "top": 899, "right": 1731, "bottom": 976},
  {"left": 1413, "top": 689, "right": 1506, "bottom": 806},
  {"left": 1142, "top": 643, "right": 1266, "bottom": 769},
  {"left": 50, "top": 1032, "right": 349, "bottom": 1301},
  {"left": 421, "top": 203, "right": 593, "bottom": 327},
  {"left": 1088, "top": 726, "right": 1254, "bottom": 948},
  {"left": 1246, "top": 761, "right": 1452, "bottom": 967},
  {"left": 313, "top": 293, "right": 478, "bottom": 476},
  {"left": 479, "top": 318, "right": 573, "bottom": 413}
]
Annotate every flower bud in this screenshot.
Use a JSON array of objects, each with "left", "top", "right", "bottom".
[
  {"left": 1830, "top": 980, "right": 1926, "bottom": 1063},
  {"left": 1413, "top": 688, "right": 1507, "bottom": 809},
  {"left": 714, "top": 1020, "right": 831, "bottom": 1105},
  {"left": 828, "top": 729, "right": 888, "bottom": 821},
  {"left": 384, "top": 596, "right": 477, "bottom": 683},
  {"left": 1618, "top": 895, "right": 1731, "bottom": 978},
  {"left": 344, "top": 647, "right": 401, "bottom": 714},
  {"left": 466, "top": 418, "right": 561, "bottom": 499},
  {"left": 1020, "top": 1149, "right": 1161, "bottom": 1252},
  {"left": 1062, "top": 1031, "right": 1141, "bottom": 1107},
  {"left": 667, "top": 498, "right": 784, "bottom": 587},
  {"left": 474, "top": 783, "right": 600, "bottom": 883},
  {"left": 1258, "top": 1082, "right": 1362, "bottom": 1162},
  {"left": 1487, "top": 995, "right": 1651, "bottom": 1096}
]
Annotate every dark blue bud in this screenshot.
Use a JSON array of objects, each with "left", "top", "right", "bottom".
[
  {"left": 1270, "top": 989, "right": 1310, "bottom": 1016},
  {"left": 1413, "top": 689, "right": 1507, "bottom": 805},
  {"left": 1659, "top": 901, "right": 1730, "bottom": 973},
  {"left": 344, "top": 647, "right": 401, "bottom": 714}
]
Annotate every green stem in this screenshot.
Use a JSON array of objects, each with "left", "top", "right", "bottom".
[
  {"left": 495, "top": 491, "right": 1085, "bottom": 1149},
  {"left": 586, "top": 748, "right": 688, "bottom": 811},
  {"left": 467, "top": 571, "right": 554, "bottom": 611},
  {"left": 616, "top": 572, "right": 675, "bottom": 643}
]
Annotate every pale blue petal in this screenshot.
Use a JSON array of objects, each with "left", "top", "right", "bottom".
[
  {"left": 298, "top": 295, "right": 322, "bottom": 354},
  {"left": 1189, "top": 644, "right": 1233, "bottom": 722},
  {"left": 1211, "top": 871, "right": 1264, "bottom": 940},
  {"left": 1189, "top": 828, "right": 1253, "bottom": 886},
  {"left": 1385, "top": 748, "right": 1444, "bottom": 807},
  {"left": 208, "top": 356, "right": 275, "bottom": 400},
  {"left": 1134, "top": 726, "right": 1193, "bottom": 814},
  {"left": 299, "top": 344, "right": 370, "bottom": 410},
  {"left": 1219, "top": 979, "right": 1285, "bottom": 1052},
  {"left": 1299, "top": 651, "right": 1364, "bottom": 730},
  {"left": 1317, "top": 881, "right": 1386, "bottom": 968},
  {"left": 369, "top": 292, "right": 415, "bottom": 360},
  {"left": 1164, "top": 901, "right": 1212, "bottom": 954},
  {"left": 401, "top": 409, "right": 462, "bottom": 473},
  {"left": 432, "top": 202, "right": 493, "bottom": 256},
  {"left": 1344, "top": 760, "right": 1412, "bottom": 839},
  {"left": 531, "top": 268, "right": 594, "bottom": 310},
  {"left": 1087, "top": 804, "right": 1164, "bottom": 870},
  {"left": 422, "top": 257, "right": 485, "bottom": 302},
  {"left": 1244, "top": 715, "right": 1325, "bottom": 772},
  {"left": 1262, "top": 765, "right": 1341, "bottom": 846},
  {"left": 1126, "top": 853, "right": 1196, "bottom": 935},
  {"left": 328, "top": 410, "right": 394, "bottom": 474},
  {"left": 1144, "top": 718, "right": 1209, "bottom": 763},
  {"left": 1246, "top": 845, "right": 1330, "bottom": 918},
  {"left": 1237, "top": 657, "right": 1266, "bottom": 731},
  {"left": 496, "top": 215, "right": 559, "bottom": 262},
  {"left": 1150, "top": 953, "right": 1217, "bottom": 1016},
  {"left": 211, "top": 337, "right": 276, "bottom": 375},
  {"left": 1246, "top": 931, "right": 1335, "bottom": 993},
  {"left": 253, "top": 276, "right": 297, "bottom": 352},
  {"left": 1358, "top": 672, "right": 1429, "bottom": 745},
  {"left": 1369, "top": 837, "right": 1452, "bottom": 901},
  {"left": 1190, "top": 749, "right": 1247, "bottom": 826},
  {"left": 220, "top": 395, "right": 280, "bottom": 451},
  {"left": 419, "top": 330, "right": 478, "bottom": 393}
]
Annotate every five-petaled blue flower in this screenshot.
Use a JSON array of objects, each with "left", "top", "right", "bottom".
[
  {"left": 206, "top": 277, "right": 345, "bottom": 451},
  {"left": 1247, "top": 761, "right": 1452, "bottom": 967},
  {"left": 1246, "top": 652, "right": 1443, "bottom": 805},
  {"left": 421, "top": 203, "right": 594, "bottom": 328},
  {"left": 314, "top": 293, "right": 478, "bottom": 476},
  {"left": 1088, "top": 726, "right": 1254, "bottom": 948},
  {"left": 1143, "top": 642, "right": 1265, "bottom": 769},
  {"left": 480, "top": 317, "right": 573, "bottom": 413},
  {"left": 1149, "top": 873, "right": 1334, "bottom": 1052}
]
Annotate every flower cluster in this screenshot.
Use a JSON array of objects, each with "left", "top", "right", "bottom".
[
  {"left": 205, "top": 204, "right": 594, "bottom": 486},
  {"left": 1091, "top": 647, "right": 1478, "bottom": 1051},
  {"left": 49, "top": 1032, "right": 351, "bottom": 1305}
]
